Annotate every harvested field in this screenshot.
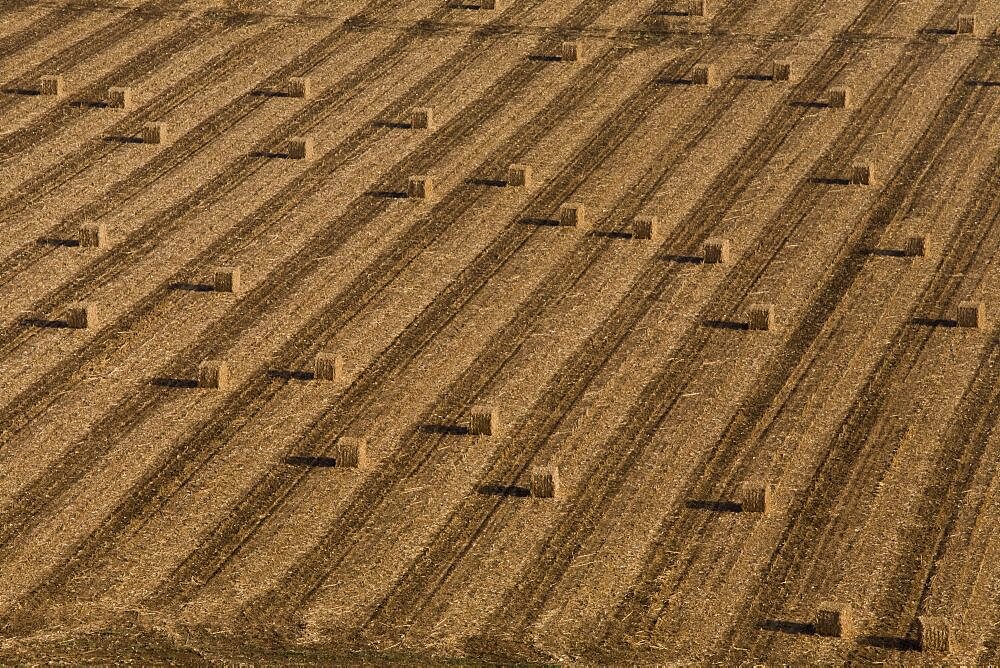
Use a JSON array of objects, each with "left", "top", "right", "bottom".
[{"left": 3, "top": 0, "right": 1000, "bottom": 664}]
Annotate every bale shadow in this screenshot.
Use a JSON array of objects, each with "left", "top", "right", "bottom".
[
  {"left": 759, "top": 619, "right": 814, "bottom": 635},
  {"left": 735, "top": 73, "right": 774, "bottom": 81},
  {"left": 590, "top": 230, "right": 632, "bottom": 240},
  {"left": 286, "top": 455, "right": 338, "bottom": 467},
  {"left": 477, "top": 483, "right": 531, "bottom": 497},
  {"left": 465, "top": 177, "right": 507, "bottom": 188},
  {"left": 520, "top": 216, "right": 560, "bottom": 227},
  {"left": 372, "top": 120, "right": 412, "bottom": 129},
  {"left": 857, "top": 635, "right": 918, "bottom": 651},
  {"left": 249, "top": 89, "right": 291, "bottom": 98},
  {"left": 649, "top": 10, "right": 690, "bottom": 16},
  {"left": 104, "top": 135, "right": 143, "bottom": 144},
  {"left": 420, "top": 423, "right": 469, "bottom": 436},
  {"left": 71, "top": 100, "right": 110, "bottom": 109},
  {"left": 790, "top": 100, "right": 829, "bottom": 109},
  {"left": 367, "top": 189, "right": 409, "bottom": 199},
  {"left": 810, "top": 176, "right": 851, "bottom": 186},
  {"left": 702, "top": 319, "right": 749, "bottom": 331},
  {"left": 967, "top": 79, "right": 1000, "bottom": 87},
  {"left": 922, "top": 27, "right": 957, "bottom": 35},
  {"left": 268, "top": 369, "right": 314, "bottom": 381},
  {"left": 663, "top": 253, "right": 703, "bottom": 264},
  {"left": 911, "top": 317, "right": 957, "bottom": 328},
  {"left": 528, "top": 54, "right": 562, "bottom": 62},
  {"left": 685, "top": 499, "right": 741, "bottom": 512},
  {"left": 168, "top": 281, "right": 214, "bottom": 292},
  {"left": 864, "top": 248, "right": 906, "bottom": 257},
  {"left": 1, "top": 87, "right": 40, "bottom": 96},
  {"left": 656, "top": 77, "right": 696, "bottom": 85},
  {"left": 22, "top": 317, "right": 69, "bottom": 329},
  {"left": 37, "top": 237, "right": 79, "bottom": 247},
  {"left": 151, "top": 377, "right": 199, "bottom": 388}
]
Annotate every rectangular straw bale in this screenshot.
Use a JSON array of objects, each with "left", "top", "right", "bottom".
[
  {"left": 214, "top": 267, "right": 241, "bottom": 294},
  {"left": 198, "top": 360, "right": 230, "bottom": 389},
  {"left": 531, "top": 465, "right": 560, "bottom": 498},
  {"left": 334, "top": 436, "right": 367, "bottom": 468},
  {"left": 66, "top": 303, "right": 97, "bottom": 329},
  {"left": 314, "top": 353, "right": 343, "bottom": 381},
  {"left": 468, "top": 405, "right": 499, "bottom": 436},
  {"left": 815, "top": 602, "right": 856, "bottom": 639},
  {"left": 79, "top": 223, "right": 107, "bottom": 248}
]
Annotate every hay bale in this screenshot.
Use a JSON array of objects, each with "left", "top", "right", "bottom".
[
  {"left": 333, "top": 436, "right": 367, "bottom": 468},
  {"left": 141, "top": 122, "right": 168, "bottom": 145},
  {"left": 815, "top": 602, "right": 856, "bottom": 639},
  {"left": 558, "top": 202, "right": 586, "bottom": 228},
  {"left": 917, "top": 616, "right": 950, "bottom": 652},
  {"left": 704, "top": 237, "right": 730, "bottom": 264},
  {"left": 407, "top": 175, "right": 434, "bottom": 200},
  {"left": 468, "top": 405, "right": 499, "bottom": 436},
  {"left": 411, "top": 107, "right": 434, "bottom": 129},
  {"left": 107, "top": 87, "right": 133, "bottom": 110},
  {"left": 632, "top": 216, "right": 658, "bottom": 241},
  {"left": 956, "top": 14, "right": 976, "bottom": 35},
  {"left": 507, "top": 163, "right": 532, "bottom": 187},
  {"left": 747, "top": 304, "right": 774, "bottom": 331},
  {"left": 531, "top": 465, "right": 560, "bottom": 498},
  {"left": 66, "top": 303, "right": 97, "bottom": 329},
  {"left": 691, "top": 64, "right": 717, "bottom": 86},
  {"left": 288, "top": 76, "right": 311, "bottom": 99},
  {"left": 828, "top": 86, "right": 851, "bottom": 109},
  {"left": 214, "top": 267, "right": 241, "bottom": 294},
  {"left": 79, "top": 223, "right": 107, "bottom": 248},
  {"left": 738, "top": 482, "right": 775, "bottom": 512},
  {"left": 314, "top": 352, "right": 343, "bottom": 381},
  {"left": 772, "top": 60, "right": 791, "bottom": 82},
  {"left": 287, "top": 137, "right": 313, "bottom": 160},
  {"left": 481, "top": 0, "right": 497, "bottom": 8},
  {"left": 850, "top": 163, "right": 873, "bottom": 186},
  {"left": 198, "top": 360, "right": 230, "bottom": 389},
  {"left": 40, "top": 75, "right": 63, "bottom": 97},
  {"left": 905, "top": 235, "right": 929, "bottom": 258},
  {"left": 560, "top": 41, "right": 582, "bottom": 63},
  {"left": 957, "top": 301, "right": 984, "bottom": 328},
  {"left": 688, "top": 0, "right": 706, "bottom": 16}
]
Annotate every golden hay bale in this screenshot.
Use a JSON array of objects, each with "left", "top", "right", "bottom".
[
  {"left": 198, "top": 360, "right": 230, "bottom": 389},
  {"left": 956, "top": 14, "right": 976, "bottom": 35},
  {"left": 704, "top": 237, "right": 730, "bottom": 264},
  {"left": 141, "top": 122, "right": 168, "bottom": 145},
  {"left": 957, "top": 301, "right": 985, "bottom": 328},
  {"left": 747, "top": 304, "right": 774, "bottom": 331},
  {"left": 66, "top": 303, "right": 97, "bottom": 329},
  {"left": 407, "top": 175, "right": 434, "bottom": 200},
  {"left": 287, "top": 136, "right": 313, "bottom": 160},
  {"left": 531, "top": 465, "right": 560, "bottom": 498},
  {"left": 214, "top": 267, "right": 241, "bottom": 294},
  {"left": 691, "top": 64, "right": 717, "bottom": 86},
  {"left": 333, "top": 436, "right": 367, "bottom": 468},
  {"left": 828, "top": 86, "right": 851, "bottom": 109},
  {"left": 560, "top": 41, "right": 582, "bottom": 63},
  {"left": 738, "top": 481, "right": 775, "bottom": 512},
  {"left": 850, "top": 163, "right": 873, "bottom": 186},
  {"left": 815, "top": 602, "right": 856, "bottom": 639},
  {"left": 468, "top": 405, "right": 499, "bottom": 436},
  {"left": 481, "top": 0, "right": 497, "bottom": 8},
  {"left": 288, "top": 76, "right": 311, "bottom": 99},
  {"left": 688, "top": 0, "right": 706, "bottom": 16},
  {"left": 559, "top": 202, "right": 586, "bottom": 228},
  {"left": 772, "top": 60, "right": 791, "bottom": 82},
  {"left": 40, "top": 75, "right": 63, "bottom": 97},
  {"left": 632, "top": 216, "right": 658, "bottom": 241},
  {"left": 507, "top": 163, "right": 532, "bottom": 187},
  {"left": 917, "top": 616, "right": 950, "bottom": 652},
  {"left": 905, "top": 235, "right": 929, "bottom": 258},
  {"left": 79, "top": 223, "right": 107, "bottom": 248},
  {"left": 107, "top": 87, "right": 133, "bottom": 110},
  {"left": 314, "top": 352, "right": 343, "bottom": 381},
  {"left": 411, "top": 107, "right": 434, "bottom": 129}
]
